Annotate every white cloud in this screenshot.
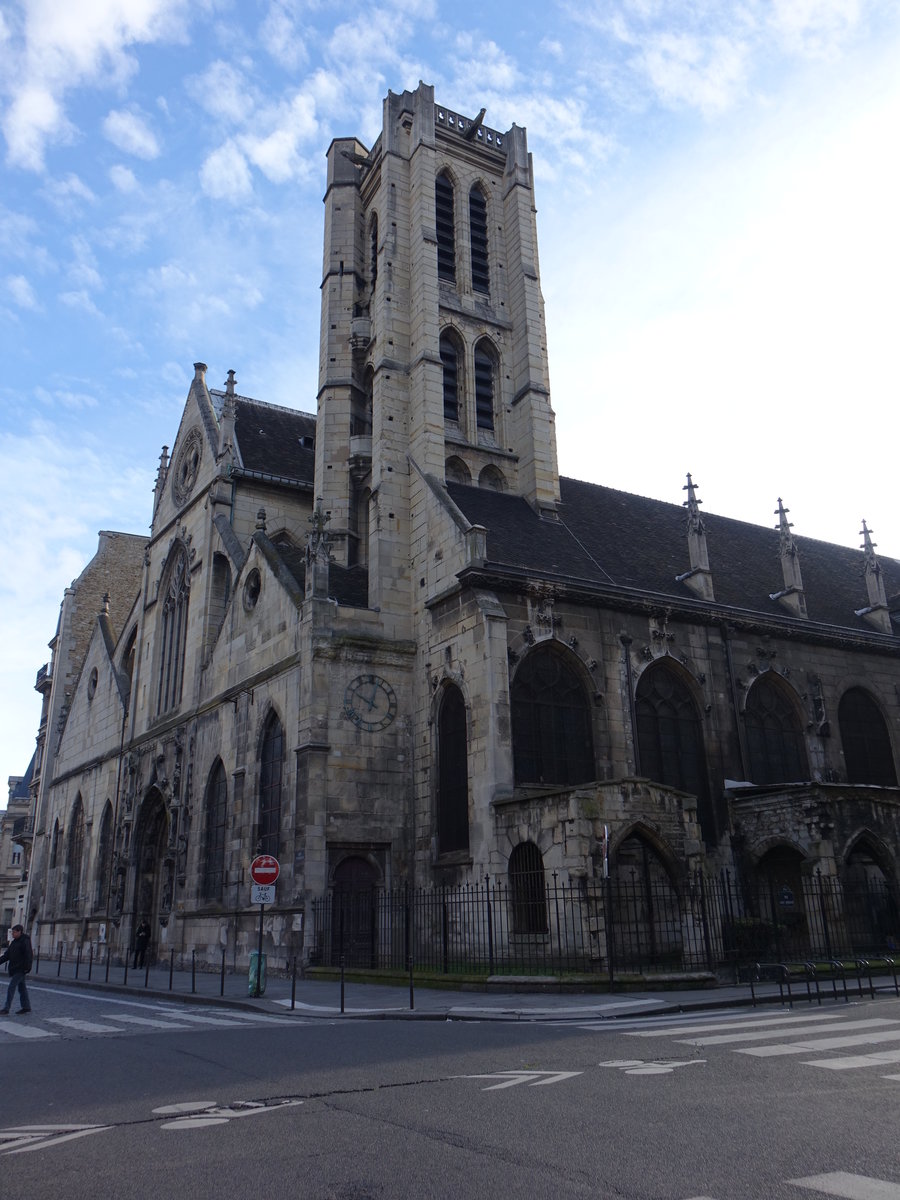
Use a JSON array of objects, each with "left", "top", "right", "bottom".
[
  {"left": 259, "top": 2, "right": 308, "bottom": 70},
  {"left": 635, "top": 31, "right": 750, "bottom": 114},
  {"left": 770, "top": 0, "right": 863, "bottom": 58},
  {"left": 242, "top": 92, "right": 318, "bottom": 183},
  {"left": 109, "top": 163, "right": 138, "bottom": 192},
  {"left": 5, "top": 274, "right": 40, "bottom": 310},
  {"left": 199, "top": 140, "right": 254, "bottom": 201},
  {"left": 2, "top": 0, "right": 191, "bottom": 170},
  {"left": 67, "top": 235, "right": 103, "bottom": 291},
  {"left": 103, "top": 107, "right": 161, "bottom": 158},
  {"left": 59, "top": 289, "right": 102, "bottom": 315},
  {"left": 186, "top": 60, "right": 257, "bottom": 124}
]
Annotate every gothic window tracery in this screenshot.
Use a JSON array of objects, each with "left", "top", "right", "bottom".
[
  {"left": 202, "top": 759, "right": 228, "bottom": 902},
  {"left": 258, "top": 712, "right": 284, "bottom": 857},
  {"left": 511, "top": 645, "right": 594, "bottom": 785},
  {"left": 839, "top": 688, "right": 897, "bottom": 786},
  {"left": 436, "top": 684, "right": 468, "bottom": 855},
  {"left": 65, "top": 796, "right": 85, "bottom": 911},
  {"left": 635, "top": 663, "right": 709, "bottom": 801},
  {"left": 744, "top": 676, "right": 809, "bottom": 784},
  {"left": 157, "top": 543, "right": 190, "bottom": 715}
]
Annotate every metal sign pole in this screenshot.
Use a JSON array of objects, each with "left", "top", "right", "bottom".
[{"left": 255, "top": 903, "right": 264, "bottom": 998}]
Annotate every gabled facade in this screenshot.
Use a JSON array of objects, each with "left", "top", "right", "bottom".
[{"left": 24, "top": 83, "right": 900, "bottom": 973}]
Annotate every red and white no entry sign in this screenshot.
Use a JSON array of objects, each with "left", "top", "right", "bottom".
[{"left": 250, "top": 854, "right": 280, "bottom": 885}]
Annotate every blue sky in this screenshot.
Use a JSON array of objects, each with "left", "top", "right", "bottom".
[{"left": 2, "top": 0, "right": 899, "bottom": 780}]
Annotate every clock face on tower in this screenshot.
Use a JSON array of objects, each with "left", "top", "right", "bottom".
[{"left": 343, "top": 674, "right": 397, "bottom": 732}]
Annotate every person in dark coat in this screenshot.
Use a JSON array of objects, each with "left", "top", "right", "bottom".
[
  {"left": 0, "top": 925, "right": 33, "bottom": 1014},
  {"left": 133, "top": 918, "right": 151, "bottom": 969}
]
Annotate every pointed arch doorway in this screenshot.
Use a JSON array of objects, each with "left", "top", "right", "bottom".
[{"left": 132, "top": 789, "right": 170, "bottom": 963}]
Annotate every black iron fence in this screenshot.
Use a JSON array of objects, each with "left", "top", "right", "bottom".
[{"left": 309, "top": 870, "right": 900, "bottom": 979}]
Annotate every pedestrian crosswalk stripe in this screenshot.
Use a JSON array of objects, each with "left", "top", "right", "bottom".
[
  {"left": 629, "top": 1012, "right": 851, "bottom": 1038},
  {"left": 789, "top": 1171, "right": 900, "bottom": 1198},
  {"left": 46, "top": 1018, "right": 122, "bottom": 1033},
  {"left": 674, "top": 1018, "right": 897, "bottom": 1047},
  {"left": 740, "top": 1029, "right": 900, "bottom": 1057},
  {"left": 0, "top": 1023, "right": 57, "bottom": 1040},
  {"left": 107, "top": 1015, "right": 193, "bottom": 1030},
  {"left": 804, "top": 1049, "right": 900, "bottom": 1071}
]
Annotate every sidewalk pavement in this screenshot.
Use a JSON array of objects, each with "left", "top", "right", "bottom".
[{"left": 29, "top": 957, "right": 863, "bottom": 1023}]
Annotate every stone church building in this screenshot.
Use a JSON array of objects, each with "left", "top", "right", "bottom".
[{"left": 22, "top": 83, "right": 900, "bottom": 974}]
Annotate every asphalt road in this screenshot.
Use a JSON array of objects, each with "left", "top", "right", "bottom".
[{"left": 8, "top": 984, "right": 900, "bottom": 1199}]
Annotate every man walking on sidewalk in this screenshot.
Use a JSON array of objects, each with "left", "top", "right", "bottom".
[{"left": 0, "top": 925, "right": 33, "bottom": 1014}]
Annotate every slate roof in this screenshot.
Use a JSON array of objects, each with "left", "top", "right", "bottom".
[
  {"left": 210, "top": 390, "right": 316, "bottom": 485},
  {"left": 271, "top": 540, "right": 369, "bottom": 610},
  {"left": 447, "top": 477, "right": 900, "bottom": 635}
]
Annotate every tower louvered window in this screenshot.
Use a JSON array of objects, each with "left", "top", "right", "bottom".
[
  {"left": 435, "top": 173, "right": 455, "bottom": 284},
  {"left": 440, "top": 333, "right": 459, "bottom": 422},
  {"left": 369, "top": 214, "right": 378, "bottom": 290},
  {"left": 469, "top": 186, "right": 489, "bottom": 294},
  {"left": 474, "top": 342, "right": 495, "bottom": 431}
]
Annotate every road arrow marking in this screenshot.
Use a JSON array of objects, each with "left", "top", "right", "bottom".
[{"left": 453, "top": 1070, "right": 582, "bottom": 1090}]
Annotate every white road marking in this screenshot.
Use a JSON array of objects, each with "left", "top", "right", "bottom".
[
  {"left": 0, "top": 1023, "right": 57, "bottom": 1040},
  {"left": 46, "top": 1017, "right": 123, "bottom": 1033},
  {"left": 0, "top": 1125, "right": 109, "bottom": 1155},
  {"left": 675, "top": 1019, "right": 897, "bottom": 1046},
  {"left": 789, "top": 1171, "right": 900, "bottom": 1198},
  {"left": 599, "top": 1058, "right": 706, "bottom": 1076},
  {"left": 627, "top": 1012, "right": 854, "bottom": 1038},
  {"left": 107, "top": 1015, "right": 193, "bottom": 1030},
  {"left": 453, "top": 1070, "right": 583, "bottom": 1090},
  {"left": 158, "top": 1099, "right": 303, "bottom": 1131},
  {"left": 145, "top": 1011, "right": 249, "bottom": 1028},
  {"left": 804, "top": 1049, "right": 900, "bottom": 1071},
  {"left": 740, "top": 1030, "right": 900, "bottom": 1057}
]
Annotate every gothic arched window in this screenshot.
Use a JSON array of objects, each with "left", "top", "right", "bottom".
[
  {"left": 202, "top": 759, "right": 228, "bottom": 902},
  {"left": 509, "top": 842, "right": 547, "bottom": 934},
  {"left": 369, "top": 213, "right": 378, "bottom": 291},
  {"left": 473, "top": 339, "right": 497, "bottom": 432},
  {"left": 469, "top": 185, "right": 489, "bottom": 294},
  {"left": 95, "top": 801, "right": 113, "bottom": 910},
  {"left": 745, "top": 677, "right": 809, "bottom": 784},
  {"left": 440, "top": 331, "right": 461, "bottom": 424},
  {"left": 50, "top": 819, "right": 60, "bottom": 870},
  {"left": 258, "top": 712, "right": 284, "bottom": 857},
  {"left": 435, "top": 172, "right": 455, "bottom": 284},
  {"left": 157, "top": 543, "right": 190, "bottom": 715},
  {"left": 839, "top": 688, "right": 897, "bottom": 786},
  {"left": 436, "top": 685, "right": 468, "bottom": 855},
  {"left": 65, "top": 796, "right": 85, "bottom": 912},
  {"left": 512, "top": 646, "right": 594, "bottom": 786},
  {"left": 635, "top": 663, "right": 708, "bottom": 800}
]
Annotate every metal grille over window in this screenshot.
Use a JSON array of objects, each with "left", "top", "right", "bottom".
[
  {"left": 440, "top": 333, "right": 459, "bottom": 422},
  {"left": 435, "top": 172, "right": 455, "bottom": 284},
  {"left": 474, "top": 342, "right": 495, "bottom": 431},
  {"left": 509, "top": 842, "right": 548, "bottom": 934},
  {"left": 469, "top": 186, "right": 489, "bottom": 294}
]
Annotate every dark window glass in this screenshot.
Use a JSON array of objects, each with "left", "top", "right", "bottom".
[
  {"left": 65, "top": 798, "right": 85, "bottom": 911},
  {"left": 469, "top": 186, "right": 489, "bottom": 294},
  {"left": 474, "top": 342, "right": 495, "bottom": 431},
  {"left": 839, "top": 688, "right": 897, "bottom": 786},
  {"left": 744, "top": 677, "right": 809, "bottom": 784},
  {"left": 202, "top": 760, "right": 228, "bottom": 902},
  {"left": 635, "top": 664, "right": 708, "bottom": 801},
  {"left": 157, "top": 543, "right": 190, "bottom": 714},
  {"left": 512, "top": 647, "right": 594, "bottom": 785},
  {"left": 50, "top": 820, "right": 59, "bottom": 870},
  {"left": 258, "top": 714, "right": 284, "bottom": 857},
  {"left": 95, "top": 802, "right": 113, "bottom": 909},
  {"left": 440, "top": 333, "right": 459, "bottom": 422},
  {"left": 509, "top": 842, "right": 547, "bottom": 934},
  {"left": 435, "top": 173, "right": 455, "bottom": 284},
  {"left": 437, "top": 685, "right": 468, "bottom": 854}
]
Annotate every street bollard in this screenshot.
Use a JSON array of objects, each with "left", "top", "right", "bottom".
[
  {"left": 57, "top": 945, "right": 63, "bottom": 977},
  {"left": 88, "top": 944, "right": 94, "bottom": 981},
  {"left": 291, "top": 957, "right": 297, "bottom": 1011},
  {"left": 220, "top": 947, "right": 226, "bottom": 997},
  {"left": 340, "top": 955, "right": 345, "bottom": 1014},
  {"left": 169, "top": 949, "right": 174, "bottom": 991},
  {"left": 144, "top": 957, "right": 150, "bottom": 988},
  {"left": 191, "top": 949, "right": 196, "bottom": 995},
  {"left": 408, "top": 956, "right": 414, "bottom": 1011}
]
